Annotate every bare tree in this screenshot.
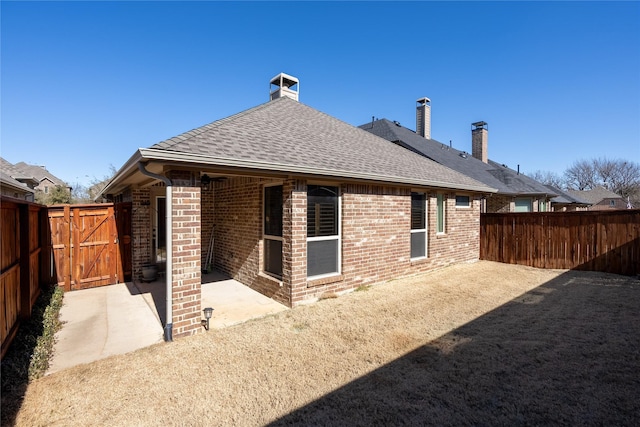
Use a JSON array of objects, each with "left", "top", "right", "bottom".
[
  {"left": 564, "top": 159, "right": 598, "bottom": 191},
  {"left": 594, "top": 158, "right": 618, "bottom": 190},
  {"left": 529, "top": 170, "right": 565, "bottom": 188},
  {"left": 562, "top": 157, "right": 640, "bottom": 207}
]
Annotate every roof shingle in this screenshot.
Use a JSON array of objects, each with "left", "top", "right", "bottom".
[
  {"left": 359, "top": 119, "right": 554, "bottom": 196},
  {"left": 148, "top": 97, "right": 495, "bottom": 192}
]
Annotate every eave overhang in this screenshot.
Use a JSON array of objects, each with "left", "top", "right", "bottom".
[{"left": 99, "top": 148, "right": 498, "bottom": 199}]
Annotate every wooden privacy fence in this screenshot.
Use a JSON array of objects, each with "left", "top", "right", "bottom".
[
  {"left": 1, "top": 198, "right": 51, "bottom": 358},
  {"left": 48, "top": 203, "right": 132, "bottom": 291},
  {"left": 480, "top": 210, "right": 640, "bottom": 276},
  {"left": 1, "top": 199, "right": 132, "bottom": 358}
]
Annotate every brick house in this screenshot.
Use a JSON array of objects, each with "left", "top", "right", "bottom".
[
  {"left": 0, "top": 157, "right": 71, "bottom": 200},
  {"left": 545, "top": 185, "right": 590, "bottom": 211},
  {"left": 100, "top": 73, "right": 496, "bottom": 340},
  {"left": 567, "top": 186, "right": 629, "bottom": 210},
  {"left": 0, "top": 171, "right": 35, "bottom": 201},
  {"left": 359, "top": 99, "right": 556, "bottom": 213}
]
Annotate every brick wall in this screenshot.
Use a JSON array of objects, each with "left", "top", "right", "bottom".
[
  {"left": 282, "top": 179, "right": 307, "bottom": 306},
  {"left": 286, "top": 180, "right": 309, "bottom": 306},
  {"left": 201, "top": 185, "right": 214, "bottom": 270},
  {"left": 212, "top": 177, "right": 289, "bottom": 305},
  {"left": 131, "top": 188, "right": 152, "bottom": 280},
  {"left": 288, "top": 184, "right": 481, "bottom": 305},
  {"left": 169, "top": 179, "right": 202, "bottom": 338},
  {"left": 590, "top": 198, "right": 627, "bottom": 210},
  {"left": 126, "top": 175, "right": 483, "bottom": 320},
  {"left": 486, "top": 194, "right": 511, "bottom": 213},
  {"left": 429, "top": 192, "right": 481, "bottom": 269}
]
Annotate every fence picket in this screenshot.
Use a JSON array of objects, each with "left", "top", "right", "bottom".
[{"left": 481, "top": 210, "right": 640, "bottom": 276}]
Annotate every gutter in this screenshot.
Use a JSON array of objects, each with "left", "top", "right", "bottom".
[
  {"left": 138, "top": 148, "right": 498, "bottom": 194},
  {"left": 137, "top": 162, "right": 173, "bottom": 342}
]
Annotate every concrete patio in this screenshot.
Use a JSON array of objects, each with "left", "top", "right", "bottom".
[{"left": 47, "top": 271, "right": 288, "bottom": 374}]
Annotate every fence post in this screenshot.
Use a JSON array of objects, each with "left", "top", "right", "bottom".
[
  {"left": 63, "top": 205, "right": 71, "bottom": 291},
  {"left": 19, "top": 204, "right": 31, "bottom": 320}
]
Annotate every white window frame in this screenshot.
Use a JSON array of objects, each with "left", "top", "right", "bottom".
[
  {"left": 306, "top": 183, "right": 341, "bottom": 280},
  {"left": 436, "top": 193, "right": 446, "bottom": 235},
  {"left": 410, "top": 191, "right": 428, "bottom": 260},
  {"left": 263, "top": 183, "right": 283, "bottom": 280},
  {"left": 455, "top": 195, "right": 471, "bottom": 208}
]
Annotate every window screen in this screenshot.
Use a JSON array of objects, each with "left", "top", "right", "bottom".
[
  {"left": 455, "top": 195, "right": 470, "bottom": 208},
  {"left": 437, "top": 193, "right": 445, "bottom": 233},
  {"left": 411, "top": 192, "right": 427, "bottom": 259},
  {"left": 307, "top": 185, "right": 340, "bottom": 277},
  {"left": 264, "top": 185, "right": 283, "bottom": 278}
]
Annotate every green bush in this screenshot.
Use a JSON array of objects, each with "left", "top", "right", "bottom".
[{"left": 1, "top": 284, "right": 64, "bottom": 387}]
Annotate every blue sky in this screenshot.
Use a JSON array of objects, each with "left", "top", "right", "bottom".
[{"left": 2, "top": 1, "right": 639, "bottom": 188}]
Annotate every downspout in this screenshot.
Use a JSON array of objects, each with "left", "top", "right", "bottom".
[{"left": 138, "top": 163, "right": 173, "bottom": 342}]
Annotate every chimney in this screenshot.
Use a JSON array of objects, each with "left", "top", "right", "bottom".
[
  {"left": 269, "top": 73, "right": 299, "bottom": 101},
  {"left": 471, "top": 121, "right": 488, "bottom": 163},
  {"left": 416, "top": 97, "right": 431, "bottom": 139}
]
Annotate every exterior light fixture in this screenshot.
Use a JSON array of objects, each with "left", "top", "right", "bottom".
[
  {"left": 203, "top": 307, "right": 214, "bottom": 330},
  {"left": 201, "top": 174, "right": 212, "bottom": 191}
]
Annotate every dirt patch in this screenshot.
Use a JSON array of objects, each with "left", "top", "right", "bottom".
[{"left": 6, "top": 261, "right": 640, "bottom": 426}]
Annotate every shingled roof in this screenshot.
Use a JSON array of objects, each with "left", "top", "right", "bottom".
[
  {"left": 545, "top": 185, "right": 590, "bottom": 205},
  {"left": 359, "top": 119, "right": 555, "bottom": 197},
  {"left": 136, "top": 96, "right": 495, "bottom": 193},
  {"left": 12, "top": 162, "right": 67, "bottom": 186},
  {"left": 567, "top": 186, "right": 623, "bottom": 205}
]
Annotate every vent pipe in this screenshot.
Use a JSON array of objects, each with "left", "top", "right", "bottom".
[{"left": 137, "top": 162, "right": 173, "bottom": 342}]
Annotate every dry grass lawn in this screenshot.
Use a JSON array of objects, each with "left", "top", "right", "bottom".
[{"left": 4, "top": 261, "right": 640, "bottom": 426}]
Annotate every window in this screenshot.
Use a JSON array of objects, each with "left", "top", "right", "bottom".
[
  {"left": 411, "top": 192, "right": 427, "bottom": 259},
  {"left": 455, "top": 195, "right": 470, "bottom": 208},
  {"left": 436, "top": 193, "right": 445, "bottom": 234},
  {"left": 307, "top": 185, "right": 340, "bottom": 278},
  {"left": 515, "top": 198, "right": 532, "bottom": 212},
  {"left": 609, "top": 200, "right": 615, "bottom": 207},
  {"left": 264, "top": 185, "right": 283, "bottom": 278},
  {"left": 540, "top": 200, "right": 547, "bottom": 212}
]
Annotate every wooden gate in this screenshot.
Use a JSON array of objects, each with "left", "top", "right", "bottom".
[{"left": 48, "top": 203, "right": 132, "bottom": 291}]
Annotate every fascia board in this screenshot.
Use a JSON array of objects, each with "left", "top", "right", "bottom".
[
  {"left": 97, "top": 150, "right": 144, "bottom": 198},
  {"left": 139, "top": 148, "right": 498, "bottom": 194}
]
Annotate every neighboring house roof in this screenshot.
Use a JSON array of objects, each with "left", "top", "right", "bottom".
[
  {"left": 0, "top": 171, "right": 36, "bottom": 195},
  {"left": 545, "top": 185, "right": 590, "bottom": 206},
  {"left": 358, "top": 119, "right": 556, "bottom": 197},
  {"left": 1, "top": 157, "right": 41, "bottom": 188},
  {"left": 566, "top": 186, "right": 623, "bottom": 205},
  {"left": 12, "top": 161, "right": 67, "bottom": 187},
  {"left": 2, "top": 157, "right": 68, "bottom": 188},
  {"left": 102, "top": 97, "right": 497, "bottom": 196}
]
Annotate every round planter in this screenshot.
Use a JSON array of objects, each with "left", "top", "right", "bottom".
[{"left": 141, "top": 264, "right": 158, "bottom": 282}]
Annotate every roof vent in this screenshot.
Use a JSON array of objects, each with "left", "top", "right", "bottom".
[
  {"left": 393, "top": 120, "right": 401, "bottom": 126},
  {"left": 270, "top": 73, "right": 299, "bottom": 101}
]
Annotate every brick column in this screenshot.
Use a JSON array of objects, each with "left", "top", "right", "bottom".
[
  {"left": 131, "top": 188, "right": 151, "bottom": 281},
  {"left": 170, "top": 185, "right": 202, "bottom": 338},
  {"left": 283, "top": 180, "right": 307, "bottom": 306}
]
